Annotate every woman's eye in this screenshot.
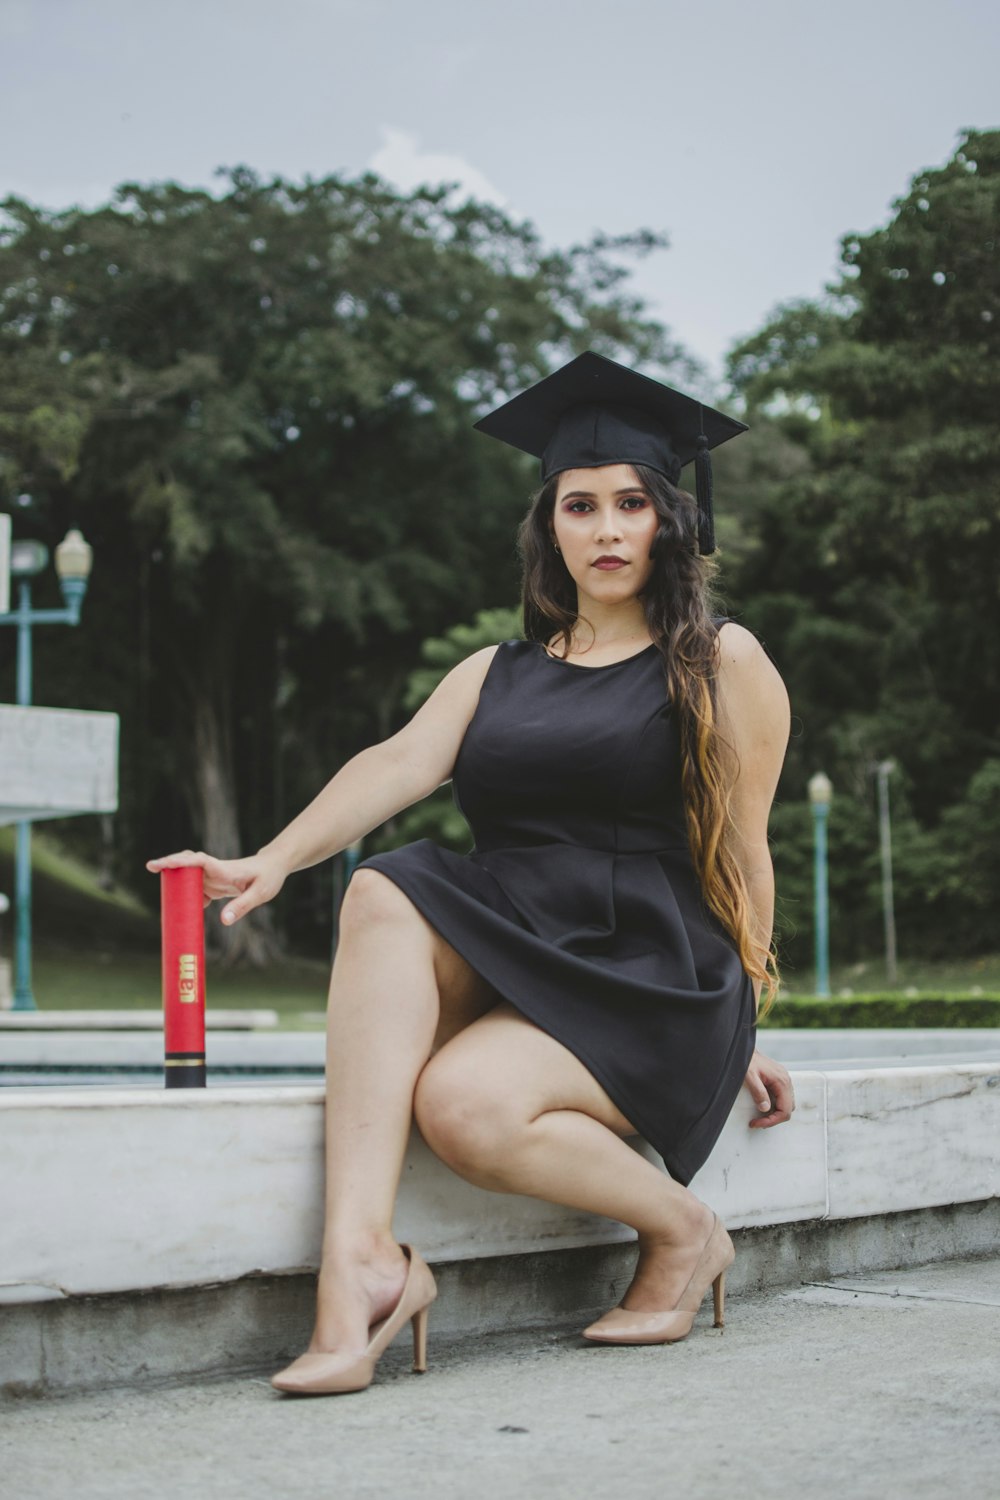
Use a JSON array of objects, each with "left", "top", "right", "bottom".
[{"left": 566, "top": 497, "right": 646, "bottom": 513}]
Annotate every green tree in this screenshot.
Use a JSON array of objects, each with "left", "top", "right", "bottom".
[
  {"left": 0, "top": 168, "right": 694, "bottom": 961},
  {"left": 724, "top": 127, "right": 1000, "bottom": 968}
]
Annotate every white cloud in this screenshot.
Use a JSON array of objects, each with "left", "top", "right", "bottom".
[{"left": 368, "top": 127, "right": 508, "bottom": 207}]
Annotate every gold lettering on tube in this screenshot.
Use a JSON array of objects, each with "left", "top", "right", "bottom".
[{"left": 178, "top": 952, "right": 199, "bottom": 1004}]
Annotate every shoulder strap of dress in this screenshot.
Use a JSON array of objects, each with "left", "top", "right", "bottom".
[{"left": 710, "top": 615, "right": 781, "bottom": 671}]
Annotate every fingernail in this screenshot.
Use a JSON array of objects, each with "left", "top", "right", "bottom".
[{"left": 222, "top": 909, "right": 234, "bottom": 924}]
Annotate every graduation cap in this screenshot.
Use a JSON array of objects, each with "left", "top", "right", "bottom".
[{"left": 473, "top": 351, "right": 748, "bottom": 554}]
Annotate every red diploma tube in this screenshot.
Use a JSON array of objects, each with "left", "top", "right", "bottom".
[{"left": 161, "top": 867, "right": 206, "bottom": 1088}]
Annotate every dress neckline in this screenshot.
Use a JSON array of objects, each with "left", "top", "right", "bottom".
[{"left": 537, "top": 640, "right": 659, "bottom": 671}]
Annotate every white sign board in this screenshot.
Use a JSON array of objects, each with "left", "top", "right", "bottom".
[{"left": 0, "top": 704, "right": 119, "bottom": 825}]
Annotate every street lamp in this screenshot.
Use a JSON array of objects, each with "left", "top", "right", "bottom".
[
  {"left": 808, "top": 771, "right": 833, "bottom": 999},
  {"left": 0, "top": 527, "right": 94, "bottom": 1010}
]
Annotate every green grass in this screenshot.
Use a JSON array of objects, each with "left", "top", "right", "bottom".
[
  {"left": 29, "top": 952, "right": 331, "bottom": 1022},
  {"left": 759, "top": 994, "right": 1000, "bottom": 1028},
  {"left": 0, "top": 826, "right": 330, "bottom": 1024},
  {"left": 0, "top": 824, "right": 159, "bottom": 953},
  {"left": 777, "top": 951, "right": 1000, "bottom": 998}
]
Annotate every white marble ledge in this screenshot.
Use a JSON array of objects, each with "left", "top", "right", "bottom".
[
  {"left": 0, "top": 1062, "right": 997, "bottom": 1305},
  {"left": 0, "top": 1032, "right": 320, "bottom": 1066},
  {"left": 0, "top": 1010, "right": 280, "bottom": 1031},
  {"left": 0, "top": 1083, "right": 326, "bottom": 1110},
  {"left": 760, "top": 1028, "right": 1000, "bottom": 1065},
  {"left": 826, "top": 1062, "right": 1000, "bottom": 1218}
]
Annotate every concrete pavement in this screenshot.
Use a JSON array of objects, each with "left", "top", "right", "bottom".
[{"left": 2, "top": 1253, "right": 998, "bottom": 1500}]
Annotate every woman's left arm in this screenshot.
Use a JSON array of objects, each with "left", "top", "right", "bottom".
[{"left": 714, "top": 624, "right": 795, "bottom": 1129}]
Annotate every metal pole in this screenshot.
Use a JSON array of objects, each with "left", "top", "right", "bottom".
[
  {"left": 13, "top": 580, "right": 36, "bottom": 1010},
  {"left": 16, "top": 581, "right": 32, "bottom": 704},
  {"left": 876, "top": 759, "right": 898, "bottom": 987},
  {"left": 813, "top": 801, "right": 830, "bottom": 999}
]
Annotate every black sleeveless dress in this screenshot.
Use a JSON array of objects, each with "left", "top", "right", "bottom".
[{"left": 352, "top": 622, "right": 758, "bottom": 1186}]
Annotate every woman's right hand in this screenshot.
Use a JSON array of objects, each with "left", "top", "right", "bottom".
[{"left": 145, "top": 849, "right": 288, "bottom": 926}]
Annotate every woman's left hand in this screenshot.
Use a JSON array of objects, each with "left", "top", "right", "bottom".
[{"left": 743, "top": 1048, "right": 795, "bottom": 1128}]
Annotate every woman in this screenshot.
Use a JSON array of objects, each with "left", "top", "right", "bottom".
[{"left": 148, "top": 351, "right": 794, "bottom": 1397}]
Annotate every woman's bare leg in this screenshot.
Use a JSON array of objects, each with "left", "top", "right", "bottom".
[
  {"left": 414, "top": 1003, "right": 717, "bottom": 1313},
  {"left": 309, "top": 869, "right": 499, "bottom": 1357}
]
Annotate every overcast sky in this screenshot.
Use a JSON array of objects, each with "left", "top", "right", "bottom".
[{"left": 2, "top": 0, "right": 997, "bottom": 390}]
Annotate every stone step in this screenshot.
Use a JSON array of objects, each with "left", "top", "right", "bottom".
[{"left": 2, "top": 1052, "right": 998, "bottom": 1397}]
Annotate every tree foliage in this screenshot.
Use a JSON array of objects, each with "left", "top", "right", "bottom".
[
  {"left": 724, "top": 128, "right": 1000, "bottom": 969},
  {"left": 0, "top": 167, "right": 690, "bottom": 960},
  {"left": 5, "top": 132, "right": 997, "bottom": 979}
]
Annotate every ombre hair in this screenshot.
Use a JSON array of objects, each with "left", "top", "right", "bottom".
[{"left": 515, "top": 463, "right": 781, "bottom": 1019}]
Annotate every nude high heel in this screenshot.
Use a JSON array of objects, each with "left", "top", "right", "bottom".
[
  {"left": 270, "top": 1243, "right": 438, "bottom": 1395},
  {"left": 581, "top": 1211, "right": 735, "bottom": 1345}
]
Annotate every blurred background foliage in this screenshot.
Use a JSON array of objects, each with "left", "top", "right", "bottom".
[{"left": 1, "top": 128, "right": 997, "bottom": 983}]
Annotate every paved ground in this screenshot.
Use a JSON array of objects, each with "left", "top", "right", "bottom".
[{"left": 3, "top": 1255, "right": 998, "bottom": 1500}]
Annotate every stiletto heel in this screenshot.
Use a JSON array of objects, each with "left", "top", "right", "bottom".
[
  {"left": 270, "top": 1244, "right": 438, "bottom": 1395},
  {"left": 411, "top": 1303, "right": 429, "bottom": 1373},
  {"left": 713, "top": 1268, "right": 726, "bottom": 1329},
  {"left": 582, "top": 1210, "right": 735, "bottom": 1346}
]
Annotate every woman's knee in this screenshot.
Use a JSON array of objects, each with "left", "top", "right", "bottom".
[
  {"left": 340, "top": 867, "right": 419, "bottom": 934},
  {"left": 413, "top": 1052, "right": 526, "bottom": 1179}
]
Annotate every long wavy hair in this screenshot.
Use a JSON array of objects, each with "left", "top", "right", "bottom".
[{"left": 515, "top": 462, "right": 781, "bottom": 1019}]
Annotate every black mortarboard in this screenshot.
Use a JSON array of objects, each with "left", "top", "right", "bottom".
[{"left": 473, "top": 351, "right": 749, "bottom": 554}]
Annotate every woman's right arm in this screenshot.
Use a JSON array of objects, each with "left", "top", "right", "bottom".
[
  {"left": 146, "top": 644, "right": 501, "bottom": 925},
  {"left": 261, "top": 644, "right": 500, "bottom": 876}
]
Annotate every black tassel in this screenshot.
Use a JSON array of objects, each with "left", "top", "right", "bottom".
[{"left": 695, "top": 431, "right": 716, "bottom": 555}]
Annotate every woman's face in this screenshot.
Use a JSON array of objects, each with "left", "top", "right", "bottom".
[{"left": 550, "top": 463, "right": 659, "bottom": 601}]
